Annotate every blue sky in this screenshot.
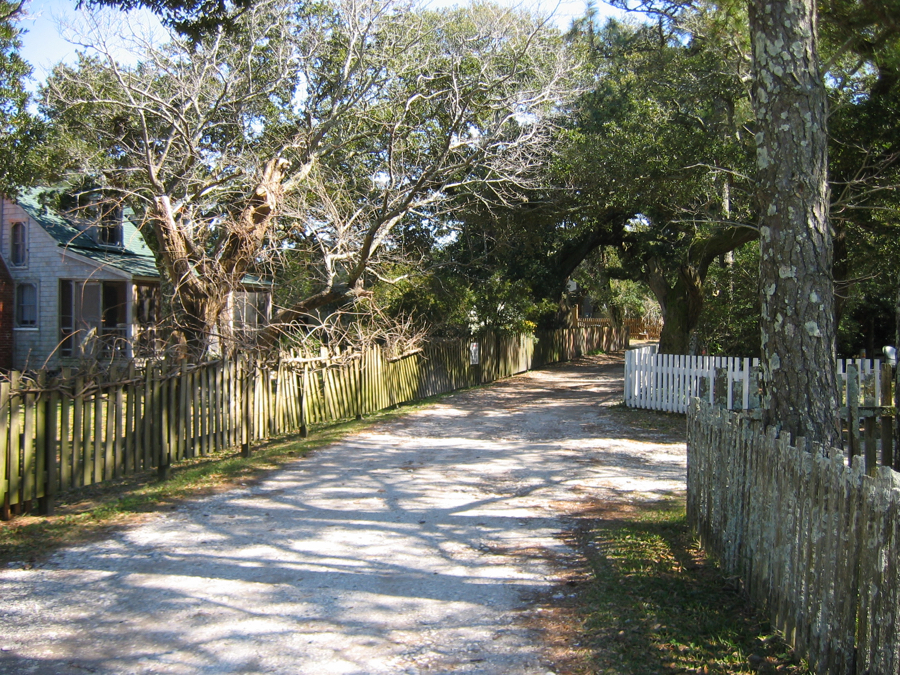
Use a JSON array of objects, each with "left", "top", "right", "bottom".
[
  {"left": 17, "top": 0, "right": 626, "bottom": 89},
  {"left": 18, "top": 0, "right": 160, "bottom": 86},
  {"left": 18, "top": 0, "right": 79, "bottom": 84}
]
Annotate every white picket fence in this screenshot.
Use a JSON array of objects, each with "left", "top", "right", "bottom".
[
  {"left": 836, "top": 357, "right": 891, "bottom": 407},
  {"left": 624, "top": 346, "right": 759, "bottom": 413},
  {"left": 625, "top": 345, "right": 889, "bottom": 413}
]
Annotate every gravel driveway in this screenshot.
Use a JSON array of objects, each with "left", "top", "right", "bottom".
[{"left": 0, "top": 354, "right": 686, "bottom": 675}]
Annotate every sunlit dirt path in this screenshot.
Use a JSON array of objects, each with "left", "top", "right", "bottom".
[{"left": 0, "top": 354, "right": 685, "bottom": 675}]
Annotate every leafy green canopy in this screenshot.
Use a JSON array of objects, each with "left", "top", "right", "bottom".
[
  {"left": 0, "top": 1, "right": 42, "bottom": 194},
  {"left": 82, "top": 0, "right": 257, "bottom": 40}
]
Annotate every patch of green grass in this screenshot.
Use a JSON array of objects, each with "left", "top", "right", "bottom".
[
  {"left": 576, "top": 501, "right": 811, "bottom": 674},
  {"left": 606, "top": 405, "right": 687, "bottom": 439},
  {"left": 0, "top": 403, "right": 425, "bottom": 566}
]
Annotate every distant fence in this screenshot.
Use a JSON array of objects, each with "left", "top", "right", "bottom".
[
  {"left": 578, "top": 317, "right": 661, "bottom": 340},
  {"left": 0, "top": 326, "right": 627, "bottom": 519},
  {"left": 688, "top": 400, "right": 900, "bottom": 674}
]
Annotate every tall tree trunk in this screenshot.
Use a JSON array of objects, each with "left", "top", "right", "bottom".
[
  {"left": 175, "top": 290, "right": 229, "bottom": 360},
  {"left": 657, "top": 265, "right": 704, "bottom": 354},
  {"left": 749, "top": 0, "right": 841, "bottom": 447},
  {"left": 147, "top": 158, "right": 287, "bottom": 358},
  {"left": 894, "top": 271, "right": 899, "bottom": 462},
  {"left": 648, "top": 228, "right": 757, "bottom": 355}
]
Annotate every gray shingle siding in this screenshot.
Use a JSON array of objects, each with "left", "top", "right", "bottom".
[{"left": 2, "top": 198, "right": 140, "bottom": 369}]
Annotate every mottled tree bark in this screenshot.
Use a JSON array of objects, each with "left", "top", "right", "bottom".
[
  {"left": 894, "top": 272, "right": 899, "bottom": 461},
  {"left": 656, "top": 265, "right": 703, "bottom": 355},
  {"left": 150, "top": 157, "right": 287, "bottom": 359},
  {"left": 749, "top": 0, "right": 841, "bottom": 446}
]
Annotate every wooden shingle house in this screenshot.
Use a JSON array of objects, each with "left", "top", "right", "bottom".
[{"left": 0, "top": 189, "right": 270, "bottom": 371}]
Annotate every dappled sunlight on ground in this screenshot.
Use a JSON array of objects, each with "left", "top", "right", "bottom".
[{"left": 0, "top": 355, "right": 686, "bottom": 675}]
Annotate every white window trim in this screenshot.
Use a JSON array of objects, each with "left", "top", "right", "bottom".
[
  {"left": 10, "top": 220, "right": 27, "bottom": 268},
  {"left": 14, "top": 280, "right": 39, "bottom": 330}
]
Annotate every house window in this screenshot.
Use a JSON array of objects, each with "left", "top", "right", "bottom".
[
  {"left": 10, "top": 222, "right": 26, "bottom": 266},
  {"left": 58, "top": 280, "right": 128, "bottom": 358},
  {"left": 16, "top": 283, "right": 37, "bottom": 327},
  {"left": 59, "top": 280, "right": 75, "bottom": 356},
  {"left": 133, "top": 282, "right": 161, "bottom": 357},
  {"left": 96, "top": 206, "right": 123, "bottom": 247},
  {"left": 102, "top": 281, "right": 127, "bottom": 346},
  {"left": 233, "top": 289, "right": 270, "bottom": 339}
]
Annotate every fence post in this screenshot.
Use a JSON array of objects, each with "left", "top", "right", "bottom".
[
  {"left": 864, "top": 415, "right": 878, "bottom": 473},
  {"left": 848, "top": 364, "right": 860, "bottom": 461},
  {"left": 178, "top": 359, "right": 189, "bottom": 461},
  {"left": 0, "top": 380, "right": 8, "bottom": 521},
  {"left": 38, "top": 379, "right": 58, "bottom": 516},
  {"left": 300, "top": 364, "right": 309, "bottom": 438},
  {"left": 242, "top": 357, "right": 253, "bottom": 457},
  {"left": 157, "top": 364, "right": 171, "bottom": 481},
  {"left": 880, "top": 362, "right": 893, "bottom": 468},
  {"left": 714, "top": 367, "right": 728, "bottom": 408},
  {"left": 748, "top": 366, "right": 760, "bottom": 410},
  {"left": 31, "top": 374, "right": 46, "bottom": 514},
  {"left": 356, "top": 355, "right": 363, "bottom": 421},
  {"left": 896, "top": 358, "right": 900, "bottom": 470},
  {"left": 624, "top": 349, "right": 632, "bottom": 406}
]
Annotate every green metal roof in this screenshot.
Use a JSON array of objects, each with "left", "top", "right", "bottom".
[
  {"left": 16, "top": 188, "right": 160, "bottom": 280},
  {"left": 17, "top": 188, "right": 273, "bottom": 288},
  {"left": 64, "top": 247, "right": 161, "bottom": 279},
  {"left": 240, "top": 273, "right": 274, "bottom": 287}
]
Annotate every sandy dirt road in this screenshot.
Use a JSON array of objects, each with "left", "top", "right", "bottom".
[{"left": 0, "top": 355, "right": 685, "bottom": 675}]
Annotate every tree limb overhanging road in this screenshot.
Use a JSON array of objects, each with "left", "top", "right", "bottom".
[{"left": 0, "top": 354, "right": 685, "bottom": 675}]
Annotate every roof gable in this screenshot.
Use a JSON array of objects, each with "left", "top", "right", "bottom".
[{"left": 15, "top": 188, "right": 160, "bottom": 279}]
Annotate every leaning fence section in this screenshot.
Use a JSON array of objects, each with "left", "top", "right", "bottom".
[
  {"left": 578, "top": 317, "right": 661, "bottom": 340},
  {"left": 688, "top": 400, "right": 900, "bottom": 675},
  {"left": 0, "top": 326, "right": 627, "bottom": 519}
]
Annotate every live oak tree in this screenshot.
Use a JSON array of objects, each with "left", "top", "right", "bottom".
[
  {"left": 42, "top": 0, "right": 308, "bottom": 355},
  {"left": 824, "top": 0, "right": 900, "bottom": 345},
  {"left": 820, "top": 0, "right": 900, "bottom": 448},
  {"left": 270, "top": 2, "right": 571, "bottom": 333},
  {"left": 600, "top": 0, "right": 855, "bottom": 443},
  {"left": 418, "top": 9, "right": 762, "bottom": 346},
  {"left": 696, "top": 22, "right": 900, "bottom": 359},
  {"left": 41, "top": 0, "right": 572, "bottom": 357},
  {"left": 540, "top": 10, "right": 758, "bottom": 351}
]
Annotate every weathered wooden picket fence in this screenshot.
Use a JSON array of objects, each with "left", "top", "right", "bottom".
[
  {"left": 628, "top": 345, "right": 893, "bottom": 409},
  {"left": 838, "top": 358, "right": 897, "bottom": 471},
  {"left": 0, "top": 326, "right": 627, "bottom": 519},
  {"left": 578, "top": 317, "right": 662, "bottom": 340},
  {"left": 626, "top": 345, "right": 899, "bottom": 472},
  {"left": 688, "top": 400, "right": 900, "bottom": 674}
]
